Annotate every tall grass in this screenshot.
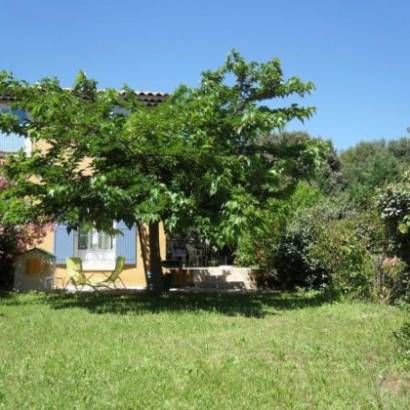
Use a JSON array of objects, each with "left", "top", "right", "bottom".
[{"left": 0, "top": 291, "right": 409, "bottom": 409}]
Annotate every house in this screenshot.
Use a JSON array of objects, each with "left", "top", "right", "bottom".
[{"left": 0, "top": 91, "right": 168, "bottom": 290}]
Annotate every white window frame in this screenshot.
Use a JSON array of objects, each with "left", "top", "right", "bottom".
[
  {"left": 24, "top": 137, "right": 32, "bottom": 156},
  {"left": 74, "top": 224, "right": 116, "bottom": 271}
]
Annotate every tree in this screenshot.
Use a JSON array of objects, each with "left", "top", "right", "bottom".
[
  {"left": 377, "top": 172, "right": 410, "bottom": 265},
  {"left": 387, "top": 131, "right": 410, "bottom": 164},
  {"left": 0, "top": 51, "right": 325, "bottom": 293},
  {"left": 340, "top": 140, "right": 400, "bottom": 205},
  {"left": 259, "top": 131, "right": 343, "bottom": 194}
]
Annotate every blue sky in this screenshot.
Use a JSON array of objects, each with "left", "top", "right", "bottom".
[{"left": 1, "top": 0, "right": 409, "bottom": 149}]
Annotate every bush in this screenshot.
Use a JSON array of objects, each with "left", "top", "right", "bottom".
[
  {"left": 377, "top": 174, "right": 410, "bottom": 266},
  {"left": 235, "top": 164, "right": 410, "bottom": 301},
  {"left": 273, "top": 226, "right": 328, "bottom": 290},
  {"left": 237, "top": 191, "right": 383, "bottom": 294},
  {"left": 0, "top": 176, "right": 47, "bottom": 288},
  {"left": 272, "top": 199, "right": 381, "bottom": 295},
  {"left": 235, "top": 182, "right": 324, "bottom": 288},
  {"left": 374, "top": 257, "right": 410, "bottom": 304},
  {"left": 0, "top": 225, "right": 20, "bottom": 288},
  {"left": 308, "top": 218, "right": 375, "bottom": 296}
]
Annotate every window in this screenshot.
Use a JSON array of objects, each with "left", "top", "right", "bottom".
[
  {"left": 74, "top": 225, "right": 116, "bottom": 270},
  {"left": 111, "top": 105, "right": 130, "bottom": 117},
  {"left": 78, "top": 228, "right": 113, "bottom": 250},
  {"left": 0, "top": 104, "right": 30, "bottom": 154}
]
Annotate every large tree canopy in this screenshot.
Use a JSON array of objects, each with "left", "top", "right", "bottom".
[{"left": 0, "top": 51, "right": 326, "bottom": 291}]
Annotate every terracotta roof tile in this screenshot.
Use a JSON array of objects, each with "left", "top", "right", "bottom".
[{"left": 0, "top": 90, "right": 168, "bottom": 106}]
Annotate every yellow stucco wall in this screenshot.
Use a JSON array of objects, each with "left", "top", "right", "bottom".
[{"left": 36, "top": 223, "right": 166, "bottom": 288}]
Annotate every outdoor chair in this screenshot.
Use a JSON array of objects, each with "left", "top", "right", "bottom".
[
  {"left": 66, "top": 257, "right": 101, "bottom": 291},
  {"left": 99, "top": 256, "right": 127, "bottom": 289}
]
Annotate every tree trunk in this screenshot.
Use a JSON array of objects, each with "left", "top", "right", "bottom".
[
  {"left": 137, "top": 222, "right": 150, "bottom": 286},
  {"left": 149, "top": 221, "right": 164, "bottom": 294}
]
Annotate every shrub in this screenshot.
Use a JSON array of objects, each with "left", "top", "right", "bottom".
[
  {"left": 374, "top": 257, "right": 410, "bottom": 304},
  {"left": 235, "top": 182, "right": 324, "bottom": 287},
  {"left": 236, "top": 163, "right": 410, "bottom": 300},
  {"left": 377, "top": 173, "right": 410, "bottom": 266},
  {"left": 234, "top": 201, "right": 285, "bottom": 271},
  {"left": 0, "top": 176, "right": 47, "bottom": 288},
  {"left": 308, "top": 218, "right": 375, "bottom": 296},
  {"left": 273, "top": 225, "right": 328, "bottom": 290},
  {"left": 272, "top": 199, "right": 381, "bottom": 295}
]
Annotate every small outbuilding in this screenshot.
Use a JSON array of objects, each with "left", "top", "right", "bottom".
[{"left": 14, "top": 248, "right": 57, "bottom": 291}]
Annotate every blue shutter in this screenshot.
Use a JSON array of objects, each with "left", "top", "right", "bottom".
[
  {"left": 14, "top": 109, "right": 27, "bottom": 125},
  {"left": 116, "top": 221, "right": 136, "bottom": 264},
  {"left": 54, "top": 224, "right": 74, "bottom": 264}
]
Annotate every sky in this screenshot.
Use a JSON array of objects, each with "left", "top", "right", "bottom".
[{"left": 1, "top": 0, "right": 409, "bottom": 150}]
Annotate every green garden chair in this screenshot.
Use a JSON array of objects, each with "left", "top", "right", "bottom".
[
  {"left": 65, "top": 257, "right": 101, "bottom": 291},
  {"left": 99, "top": 256, "right": 127, "bottom": 289}
]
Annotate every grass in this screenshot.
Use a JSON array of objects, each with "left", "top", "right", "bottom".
[{"left": 0, "top": 290, "right": 409, "bottom": 409}]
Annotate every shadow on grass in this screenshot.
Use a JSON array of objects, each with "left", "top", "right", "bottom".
[
  {"left": 34, "top": 289, "right": 338, "bottom": 318},
  {"left": 0, "top": 290, "right": 14, "bottom": 299}
]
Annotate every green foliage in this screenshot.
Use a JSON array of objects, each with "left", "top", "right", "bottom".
[
  {"left": 340, "top": 140, "right": 400, "bottom": 205},
  {"left": 236, "top": 135, "right": 410, "bottom": 299},
  {"left": 233, "top": 131, "right": 334, "bottom": 272},
  {"left": 238, "top": 184, "right": 386, "bottom": 295},
  {"left": 274, "top": 199, "right": 380, "bottom": 295},
  {"left": 0, "top": 52, "right": 324, "bottom": 292},
  {"left": 308, "top": 217, "right": 375, "bottom": 296},
  {"left": 377, "top": 172, "right": 410, "bottom": 265},
  {"left": 273, "top": 227, "right": 326, "bottom": 289},
  {"left": 376, "top": 257, "right": 410, "bottom": 304},
  {"left": 263, "top": 131, "right": 344, "bottom": 194},
  {"left": 235, "top": 181, "right": 324, "bottom": 275},
  {"left": 0, "top": 53, "right": 320, "bottom": 234},
  {"left": 0, "top": 225, "right": 22, "bottom": 288},
  {"left": 387, "top": 135, "right": 410, "bottom": 162}
]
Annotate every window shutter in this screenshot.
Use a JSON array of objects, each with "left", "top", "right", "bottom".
[
  {"left": 14, "top": 109, "right": 27, "bottom": 125},
  {"left": 116, "top": 221, "right": 136, "bottom": 264},
  {"left": 54, "top": 224, "right": 74, "bottom": 264}
]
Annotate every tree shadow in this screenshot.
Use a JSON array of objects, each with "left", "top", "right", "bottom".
[
  {"left": 0, "top": 290, "right": 15, "bottom": 300},
  {"left": 39, "top": 289, "right": 337, "bottom": 318}
]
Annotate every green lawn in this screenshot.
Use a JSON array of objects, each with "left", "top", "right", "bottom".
[{"left": 0, "top": 291, "right": 409, "bottom": 409}]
